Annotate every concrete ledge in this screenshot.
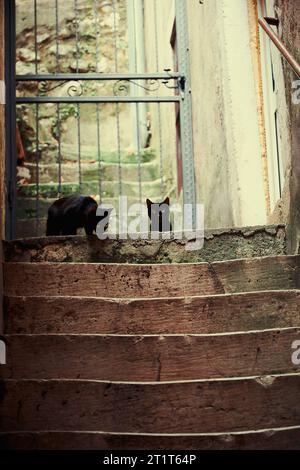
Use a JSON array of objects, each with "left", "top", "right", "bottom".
[{"left": 4, "top": 224, "right": 287, "bottom": 263}]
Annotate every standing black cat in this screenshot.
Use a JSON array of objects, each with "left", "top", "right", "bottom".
[
  {"left": 46, "top": 195, "right": 109, "bottom": 236},
  {"left": 146, "top": 197, "right": 172, "bottom": 232}
]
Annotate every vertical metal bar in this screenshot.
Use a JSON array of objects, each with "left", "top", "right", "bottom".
[
  {"left": 175, "top": 0, "right": 196, "bottom": 228},
  {"left": 93, "top": 0, "right": 103, "bottom": 202},
  {"left": 74, "top": 0, "right": 80, "bottom": 72},
  {"left": 56, "top": 104, "right": 62, "bottom": 196},
  {"left": 55, "top": 0, "right": 62, "bottom": 196},
  {"left": 55, "top": 0, "right": 60, "bottom": 72},
  {"left": 5, "top": 0, "right": 17, "bottom": 240},
  {"left": 132, "top": 0, "right": 142, "bottom": 204},
  {"left": 154, "top": 0, "right": 164, "bottom": 199},
  {"left": 34, "top": 0, "right": 40, "bottom": 235},
  {"left": 34, "top": 0, "right": 38, "bottom": 74},
  {"left": 74, "top": 0, "right": 82, "bottom": 191},
  {"left": 113, "top": 0, "right": 122, "bottom": 197},
  {"left": 135, "top": 103, "right": 142, "bottom": 204},
  {"left": 76, "top": 107, "right": 82, "bottom": 192},
  {"left": 35, "top": 103, "right": 40, "bottom": 235}
]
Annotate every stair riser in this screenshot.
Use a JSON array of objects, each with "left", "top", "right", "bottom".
[
  {"left": 18, "top": 179, "right": 165, "bottom": 199},
  {"left": 5, "top": 292, "right": 300, "bottom": 335},
  {"left": 1, "top": 429, "right": 300, "bottom": 450},
  {"left": 1, "top": 376, "right": 300, "bottom": 433},
  {"left": 25, "top": 161, "right": 160, "bottom": 184},
  {"left": 4, "top": 256, "right": 300, "bottom": 298},
  {"left": 3, "top": 330, "right": 300, "bottom": 381}
]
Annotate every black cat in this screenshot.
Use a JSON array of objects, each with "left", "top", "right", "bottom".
[
  {"left": 46, "top": 195, "right": 109, "bottom": 236},
  {"left": 146, "top": 197, "right": 172, "bottom": 232}
]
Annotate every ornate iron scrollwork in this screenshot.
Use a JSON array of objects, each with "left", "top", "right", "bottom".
[
  {"left": 67, "top": 81, "right": 84, "bottom": 97},
  {"left": 113, "top": 78, "right": 179, "bottom": 96},
  {"left": 37, "top": 80, "right": 83, "bottom": 97},
  {"left": 38, "top": 80, "right": 68, "bottom": 95}
]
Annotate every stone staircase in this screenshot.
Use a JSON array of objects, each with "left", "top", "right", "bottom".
[{"left": 1, "top": 225, "right": 300, "bottom": 450}]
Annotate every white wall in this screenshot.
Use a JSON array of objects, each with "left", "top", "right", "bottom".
[{"left": 187, "top": 0, "right": 268, "bottom": 228}]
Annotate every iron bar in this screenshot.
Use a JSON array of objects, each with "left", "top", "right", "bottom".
[
  {"left": 132, "top": 0, "right": 142, "bottom": 205},
  {"left": 175, "top": 0, "right": 196, "bottom": 228},
  {"left": 135, "top": 103, "right": 142, "bottom": 204},
  {"left": 16, "top": 73, "right": 182, "bottom": 81},
  {"left": 259, "top": 17, "right": 300, "bottom": 78},
  {"left": 55, "top": 0, "right": 60, "bottom": 72},
  {"left": 154, "top": 0, "right": 165, "bottom": 199},
  {"left": 16, "top": 96, "right": 181, "bottom": 103},
  {"left": 34, "top": 0, "right": 38, "bottom": 74},
  {"left": 34, "top": 0, "right": 40, "bottom": 234},
  {"left": 93, "top": 0, "right": 103, "bottom": 202},
  {"left": 55, "top": 0, "right": 62, "bottom": 195},
  {"left": 113, "top": 0, "right": 122, "bottom": 199},
  {"left": 76, "top": 102, "right": 82, "bottom": 192},
  {"left": 56, "top": 103, "right": 62, "bottom": 196},
  {"left": 74, "top": 0, "right": 82, "bottom": 191},
  {"left": 35, "top": 103, "right": 40, "bottom": 235}
]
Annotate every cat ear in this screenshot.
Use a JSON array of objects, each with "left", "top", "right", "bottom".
[
  {"left": 163, "top": 197, "right": 170, "bottom": 205},
  {"left": 146, "top": 198, "right": 152, "bottom": 207}
]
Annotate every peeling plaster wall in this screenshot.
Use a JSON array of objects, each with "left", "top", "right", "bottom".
[{"left": 187, "top": 0, "right": 268, "bottom": 229}]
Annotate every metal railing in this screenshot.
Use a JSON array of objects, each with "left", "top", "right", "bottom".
[{"left": 259, "top": 17, "right": 300, "bottom": 78}]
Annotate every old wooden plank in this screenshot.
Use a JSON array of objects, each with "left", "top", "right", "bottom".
[
  {"left": 4, "top": 290, "right": 300, "bottom": 334},
  {"left": 3, "top": 330, "right": 300, "bottom": 381},
  {"left": 3, "top": 255, "right": 300, "bottom": 298},
  {"left": 1, "top": 427, "right": 300, "bottom": 450},
  {"left": 1, "top": 375, "right": 300, "bottom": 433}
]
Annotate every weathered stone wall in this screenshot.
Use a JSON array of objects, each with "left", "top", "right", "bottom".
[
  {"left": 16, "top": 0, "right": 131, "bottom": 157},
  {"left": 274, "top": 0, "right": 300, "bottom": 252}
]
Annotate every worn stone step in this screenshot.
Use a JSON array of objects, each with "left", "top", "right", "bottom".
[
  {"left": 4, "top": 291, "right": 300, "bottom": 335},
  {"left": 27, "top": 145, "right": 157, "bottom": 165},
  {"left": 3, "top": 330, "right": 300, "bottom": 381},
  {"left": 4, "top": 225, "right": 287, "bottom": 263},
  {"left": 1, "top": 375, "right": 300, "bottom": 432},
  {"left": 24, "top": 160, "right": 160, "bottom": 184},
  {"left": 1, "top": 427, "right": 300, "bottom": 450},
  {"left": 18, "top": 178, "right": 167, "bottom": 199},
  {"left": 4, "top": 255, "right": 300, "bottom": 298}
]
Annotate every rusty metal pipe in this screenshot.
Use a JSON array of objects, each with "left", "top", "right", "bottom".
[{"left": 259, "top": 17, "right": 300, "bottom": 78}]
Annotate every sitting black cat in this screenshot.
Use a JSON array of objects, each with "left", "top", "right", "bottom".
[
  {"left": 146, "top": 197, "right": 172, "bottom": 232},
  {"left": 46, "top": 195, "right": 109, "bottom": 236}
]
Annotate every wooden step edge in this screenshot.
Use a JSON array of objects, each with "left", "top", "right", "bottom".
[
  {"left": 4, "top": 330, "right": 300, "bottom": 381},
  {"left": 4, "top": 326, "right": 300, "bottom": 338},
  {"left": 2, "top": 375, "right": 300, "bottom": 435},
  {"left": 2, "top": 371, "right": 300, "bottom": 385},
  {"left": 6, "top": 290, "right": 300, "bottom": 335},
  {"left": 5, "top": 258, "right": 300, "bottom": 301},
  {"left": 1, "top": 426, "right": 300, "bottom": 450},
  {"left": 5, "top": 288, "right": 300, "bottom": 302},
  {"left": 2, "top": 424, "right": 300, "bottom": 437}
]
